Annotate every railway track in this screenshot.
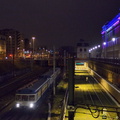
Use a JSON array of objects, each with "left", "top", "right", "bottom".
[
  {"left": 0, "top": 67, "right": 62, "bottom": 120},
  {"left": 74, "top": 70, "right": 120, "bottom": 119},
  {"left": 75, "top": 71, "right": 118, "bottom": 106},
  {"left": 0, "top": 67, "right": 49, "bottom": 116}
]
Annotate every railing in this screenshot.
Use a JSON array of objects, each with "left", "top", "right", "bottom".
[
  {"left": 59, "top": 89, "right": 69, "bottom": 120},
  {"left": 90, "top": 58, "right": 120, "bottom": 65}
]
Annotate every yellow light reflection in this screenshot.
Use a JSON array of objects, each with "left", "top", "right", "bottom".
[
  {"left": 75, "top": 70, "right": 89, "bottom": 76},
  {"left": 75, "top": 83, "right": 101, "bottom": 92}
]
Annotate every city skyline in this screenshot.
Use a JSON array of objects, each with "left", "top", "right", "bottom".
[{"left": 0, "top": 0, "right": 120, "bottom": 48}]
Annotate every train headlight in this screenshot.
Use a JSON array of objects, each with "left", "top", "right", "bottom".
[
  {"left": 29, "top": 103, "right": 34, "bottom": 108},
  {"left": 16, "top": 103, "right": 20, "bottom": 108}
]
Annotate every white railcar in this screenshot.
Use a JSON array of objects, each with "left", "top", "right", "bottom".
[{"left": 15, "top": 68, "right": 60, "bottom": 108}]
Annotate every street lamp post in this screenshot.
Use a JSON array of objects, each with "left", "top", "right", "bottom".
[
  {"left": 112, "top": 38, "right": 115, "bottom": 59},
  {"left": 53, "top": 46, "right": 56, "bottom": 95},
  {"left": 9, "top": 36, "right": 12, "bottom": 57},
  {"left": 9, "top": 36, "right": 15, "bottom": 77},
  {"left": 32, "top": 37, "right": 35, "bottom": 56},
  {"left": 103, "top": 42, "right": 106, "bottom": 58},
  {"left": 30, "top": 37, "right": 35, "bottom": 71},
  {"left": 21, "top": 40, "right": 24, "bottom": 58}
]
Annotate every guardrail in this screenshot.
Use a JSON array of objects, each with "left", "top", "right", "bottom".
[
  {"left": 59, "top": 89, "right": 69, "bottom": 120},
  {"left": 90, "top": 58, "right": 120, "bottom": 65}
]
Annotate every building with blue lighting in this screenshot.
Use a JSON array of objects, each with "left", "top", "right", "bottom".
[{"left": 101, "top": 13, "right": 120, "bottom": 58}]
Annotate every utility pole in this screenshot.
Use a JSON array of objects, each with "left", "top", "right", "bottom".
[
  {"left": 63, "top": 50, "right": 66, "bottom": 79},
  {"left": 53, "top": 46, "right": 56, "bottom": 95},
  {"left": 9, "top": 36, "right": 15, "bottom": 77},
  {"left": 67, "top": 57, "right": 75, "bottom": 120}
]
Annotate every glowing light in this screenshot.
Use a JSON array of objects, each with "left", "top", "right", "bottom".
[
  {"left": 16, "top": 103, "right": 20, "bottom": 108},
  {"left": 106, "top": 26, "right": 112, "bottom": 32},
  {"left": 95, "top": 46, "right": 97, "bottom": 49},
  {"left": 103, "top": 42, "right": 106, "bottom": 45},
  {"left": 112, "top": 38, "right": 116, "bottom": 42},
  {"left": 32, "top": 37, "right": 35, "bottom": 40},
  {"left": 98, "top": 45, "right": 100, "bottom": 47},
  {"left": 101, "top": 31, "right": 105, "bottom": 34},
  {"left": 9, "top": 36, "right": 12, "bottom": 38},
  {"left": 30, "top": 103, "right": 34, "bottom": 108},
  {"left": 113, "top": 20, "right": 119, "bottom": 26},
  {"left": 9, "top": 54, "right": 13, "bottom": 57}
]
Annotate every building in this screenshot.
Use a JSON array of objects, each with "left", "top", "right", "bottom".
[
  {"left": 0, "top": 29, "right": 25, "bottom": 59},
  {"left": 0, "top": 35, "right": 6, "bottom": 59},
  {"left": 75, "top": 39, "right": 90, "bottom": 71},
  {"left": 76, "top": 39, "right": 90, "bottom": 60},
  {"left": 17, "top": 33, "right": 25, "bottom": 58},
  {"left": 101, "top": 13, "right": 120, "bottom": 59}
]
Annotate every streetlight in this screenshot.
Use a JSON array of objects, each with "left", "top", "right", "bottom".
[
  {"left": 103, "top": 42, "right": 106, "bottom": 45},
  {"left": 103, "top": 42, "right": 106, "bottom": 58},
  {"left": 32, "top": 37, "right": 35, "bottom": 56},
  {"left": 98, "top": 45, "right": 100, "bottom": 48},
  {"left": 9, "top": 36, "right": 12, "bottom": 57},
  {"left": 9, "top": 36, "right": 15, "bottom": 77},
  {"left": 112, "top": 38, "right": 116, "bottom": 59},
  {"left": 30, "top": 37, "right": 35, "bottom": 71}
]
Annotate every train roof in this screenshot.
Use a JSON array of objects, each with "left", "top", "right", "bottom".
[
  {"left": 41, "top": 69, "right": 53, "bottom": 78},
  {"left": 16, "top": 68, "right": 60, "bottom": 95},
  {"left": 16, "top": 77, "right": 49, "bottom": 94}
]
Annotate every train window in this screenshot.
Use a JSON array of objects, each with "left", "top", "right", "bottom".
[
  {"left": 22, "top": 95, "right": 28, "bottom": 101},
  {"left": 16, "top": 95, "right": 21, "bottom": 100},
  {"left": 29, "top": 95, "right": 35, "bottom": 101}
]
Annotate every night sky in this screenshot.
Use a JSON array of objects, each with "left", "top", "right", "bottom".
[{"left": 0, "top": 0, "right": 120, "bottom": 48}]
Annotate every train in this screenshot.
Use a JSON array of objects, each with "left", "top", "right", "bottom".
[{"left": 15, "top": 68, "right": 61, "bottom": 108}]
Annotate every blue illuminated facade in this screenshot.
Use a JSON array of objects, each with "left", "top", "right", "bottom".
[{"left": 101, "top": 13, "right": 120, "bottom": 58}]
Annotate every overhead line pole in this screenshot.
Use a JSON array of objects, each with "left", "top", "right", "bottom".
[
  {"left": 53, "top": 46, "right": 56, "bottom": 95},
  {"left": 68, "top": 57, "right": 75, "bottom": 120}
]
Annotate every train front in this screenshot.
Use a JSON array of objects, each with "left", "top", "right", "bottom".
[{"left": 15, "top": 89, "right": 36, "bottom": 109}]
